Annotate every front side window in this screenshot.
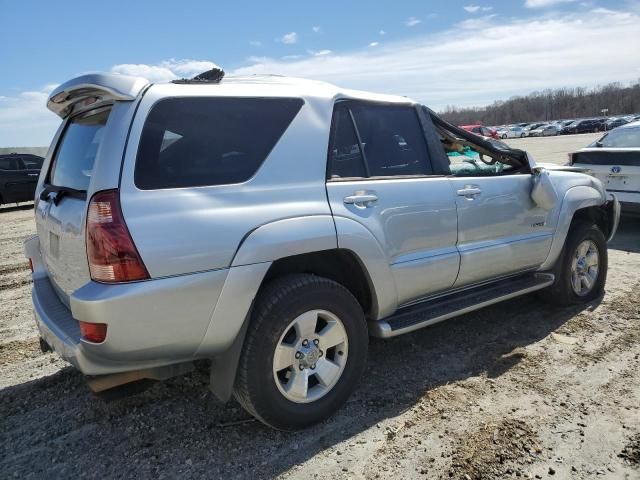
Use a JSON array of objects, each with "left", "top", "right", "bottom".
[
  {"left": 21, "top": 156, "right": 44, "bottom": 169},
  {"left": 135, "top": 97, "right": 303, "bottom": 189},
  {"left": 49, "top": 109, "right": 110, "bottom": 191}
]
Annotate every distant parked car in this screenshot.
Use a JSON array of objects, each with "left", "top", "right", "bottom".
[
  {"left": 569, "top": 120, "right": 640, "bottom": 215},
  {"left": 605, "top": 117, "right": 630, "bottom": 130},
  {"left": 498, "top": 126, "right": 526, "bottom": 139},
  {"left": 561, "top": 119, "right": 604, "bottom": 135},
  {"left": 529, "top": 124, "right": 561, "bottom": 137},
  {"left": 459, "top": 124, "right": 498, "bottom": 139},
  {"left": 523, "top": 123, "right": 546, "bottom": 136},
  {"left": 0, "top": 153, "right": 43, "bottom": 206}
]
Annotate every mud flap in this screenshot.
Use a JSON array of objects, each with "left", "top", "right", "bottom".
[{"left": 208, "top": 312, "right": 250, "bottom": 402}]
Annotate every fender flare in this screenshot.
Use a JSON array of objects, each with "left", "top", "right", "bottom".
[
  {"left": 539, "top": 185, "right": 605, "bottom": 271},
  {"left": 231, "top": 215, "right": 337, "bottom": 267}
]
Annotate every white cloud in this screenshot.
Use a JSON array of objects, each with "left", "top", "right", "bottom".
[
  {"left": 110, "top": 59, "right": 218, "bottom": 82},
  {"left": 525, "top": 0, "right": 576, "bottom": 8},
  {"left": 231, "top": 9, "right": 640, "bottom": 111},
  {"left": 379, "top": 29, "right": 386, "bottom": 35},
  {"left": 308, "top": 49, "right": 332, "bottom": 57},
  {"left": 405, "top": 17, "right": 422, "bottom": 27},
  {"left": 3, "top": 7, "right": 640, "bottom": 147},
  {"left": 110, "top": 63, "right": 177, "bottom": 83},
  {"left": 280, "top": 32, "right": 298, "bottom": 44},
  {"left": 250, "top": 40, "right": 262, "bottom": 47},
  {"left": 0, "top": 85, "right": 60, "bottom": 147},
  {"left": 464, "top": 4, "right": 494, "bottom": 13},
  {"left": 457, "top": 14, "right": 497, "bottom": 29},
  {"left": 369, "top": 42, "right": 379, "bottom": 47},
  {"left": 312, "top": 26, "right": 321, "bottom": 33}
]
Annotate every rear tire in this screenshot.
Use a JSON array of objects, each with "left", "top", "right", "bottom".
[
  {"left": 540, "top": 222, "right": 607, "bottom": 306},
  {"left": 234, "top": 274, "right": 368, "bottom": 430}
]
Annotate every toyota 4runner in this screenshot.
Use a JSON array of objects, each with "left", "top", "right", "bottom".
[{"left": 25, "top": 70, "right": 620, "bottom": 430}]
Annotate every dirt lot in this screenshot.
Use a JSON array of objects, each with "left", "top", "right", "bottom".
[{"left": 1, "top": 134, "right": 639, "bottom": 479}]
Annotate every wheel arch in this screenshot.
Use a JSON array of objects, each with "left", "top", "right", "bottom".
[
  {"left": 262, "top": 248, "right": 379, "bottom": 320},
  {"left": 539, "top": 185, "right": 610, "bottom": 271}
]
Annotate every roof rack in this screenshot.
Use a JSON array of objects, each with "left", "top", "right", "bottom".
[{"left": 172, "top": 66, "right": 225, "bottom": 85}]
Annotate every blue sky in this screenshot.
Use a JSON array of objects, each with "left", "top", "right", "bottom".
[{"left": 1, "top": 0, "right": 639, "bottom": 146}]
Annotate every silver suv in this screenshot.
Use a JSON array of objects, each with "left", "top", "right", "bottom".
[{"left": 25, "top": 70, "right": 620, "bottom": 430}]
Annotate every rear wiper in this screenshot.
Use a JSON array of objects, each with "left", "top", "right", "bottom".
[{"left": 39, "top": 185, "right": 86, "bottom": 206}]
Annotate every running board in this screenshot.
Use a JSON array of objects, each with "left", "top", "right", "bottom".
[{"left": 370, "top": 273, "right": 554, "bottom": 338}]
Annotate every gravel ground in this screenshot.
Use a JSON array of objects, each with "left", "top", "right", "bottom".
[{"left": 1, "top": 133, "right": 639, "bottom": 479}]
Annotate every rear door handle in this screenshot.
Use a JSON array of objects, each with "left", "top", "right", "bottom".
[
  {"left": 28, "top": 173, "right": 39, "bottom": 177},
  {"left": 457, "top": 187, "right": 482, "bottom": 197},
  {"left": 343, "top": 193, "right": 378, "bottom": 208}
]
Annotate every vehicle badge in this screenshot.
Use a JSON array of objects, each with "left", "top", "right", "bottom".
[{"left": 611, "top": 166, "right": 621, "bottom": 174}]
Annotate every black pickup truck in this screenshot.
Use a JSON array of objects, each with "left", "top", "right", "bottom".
[{"left": 0, "top": 153, "right": 43, "bottom": 206}]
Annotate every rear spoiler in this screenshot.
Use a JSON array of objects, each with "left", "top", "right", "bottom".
[
  {"left": 47, "top": 73, "right": 150, "bottom": 119},
  {"left": 423, "top": 107, "right": 529, "bottom": 169}
]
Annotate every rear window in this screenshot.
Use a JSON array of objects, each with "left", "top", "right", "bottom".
[
  {"left": 135, "top": 97, "right": 304, "bottom": 189},
  {"left": 49, "top": 109, "right": 110, "bottom": 191},
  {"left": 590, "top": 127, "right": 640, "bottom": 149}
]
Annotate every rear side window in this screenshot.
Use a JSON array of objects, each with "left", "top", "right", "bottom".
[
  {"left": 328, "top": 101, "right": 431, "bottom": 179},
  {"left": 0, "top": 158, "right": 18, "bottom": 170},
  {"left": 349, "top": 103, "right": 431, "bottom": 177},
  {"left": 49, "top": 109, "right": 110, "bottom": 191},
  {"left": 135, "top": 97, "right": 304, "bottom": 189},
  {"left": 328, "top": 105, "right": 367, "bottom": 179}
]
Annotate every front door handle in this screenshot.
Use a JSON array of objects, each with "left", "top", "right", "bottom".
[
  {"left": 457, "top": 186, "right": 482, "bottom": 197},
  {"left": 343, "top": 193, "right": 378, "bottom": 208}
]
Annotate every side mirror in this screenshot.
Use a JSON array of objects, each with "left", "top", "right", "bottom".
[{"left": 531, "top": 167, "right": 558, "bottom": 210}]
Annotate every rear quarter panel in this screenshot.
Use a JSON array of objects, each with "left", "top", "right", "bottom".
[{"left": 119, "top": 84, "right": 335, "bottom": 278}]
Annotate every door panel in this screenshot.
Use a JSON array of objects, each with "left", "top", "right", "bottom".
[
  {"left": 449, "top": 174, "right": 553, "bottom": 287},
  {"left": 327, "top": 177, "right": 459, "bottom": 305}
]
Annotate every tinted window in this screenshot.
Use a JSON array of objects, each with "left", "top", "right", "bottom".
[
  {"left": 0, "top": 158, "right": 17, "bottom": 170},
  {"left": 21, "top": 156, "right": 43, "bottom": 169},
  {"left": 592, "top": 127, "right": 640, "bottom": 148},
  {"left": 328, "top": 105, "right": 366, "bottom": 179},
  {"left": 135, "top": 97, "right": 303, "bottom": 189},
  {"left": 49, "top": 109, "right": 110, "bottom": 191},
  {"left": 349, "top": 103, "right": 430, "bottom": 177}
]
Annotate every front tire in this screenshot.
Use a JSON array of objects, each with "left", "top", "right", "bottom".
[
  {"left": 540, "top": 222, "right": 607, "bottom": 306},
  {"left": 234, "top": 274, "right": 368, "bottom": 430}
]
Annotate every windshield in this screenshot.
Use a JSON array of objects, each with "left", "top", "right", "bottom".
[
  {"left": 590, "top": 127, "right": 640, "bottom": 148},
  {"left": 49, "top": 109, "right": 110, "bottom": 191}
]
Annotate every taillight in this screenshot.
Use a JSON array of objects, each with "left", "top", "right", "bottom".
[
  {"left": 79, "top": 321, "right": 107, "bottom": 343},
  {"left": 28, "top": 258, "right": 34, "bottom": 272},
  {"left": 86, "top": 189, "right": 149, "bottom": 283}
]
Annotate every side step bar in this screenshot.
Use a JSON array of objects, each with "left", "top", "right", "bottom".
[{"left": 370, "top": 273, "right": 554, "bottom": 338}]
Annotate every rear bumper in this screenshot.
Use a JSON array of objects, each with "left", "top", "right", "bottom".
[{"left": 25, "top": 235, "right": 257, "bottom": 376}]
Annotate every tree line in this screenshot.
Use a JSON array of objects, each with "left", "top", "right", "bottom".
[{"left": 439, "top": 81, "right": 640, "bottom": 126}]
